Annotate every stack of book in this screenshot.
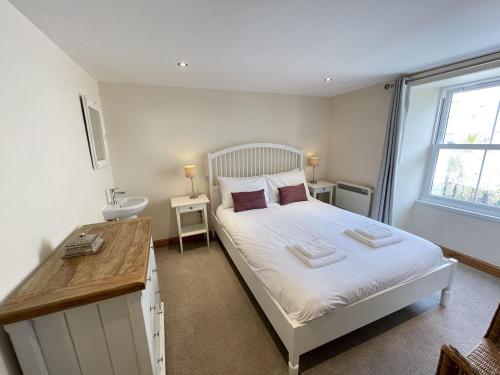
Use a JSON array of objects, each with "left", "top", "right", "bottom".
[{"left": 63, "top": 232, "right": 104, "bottom": 258}]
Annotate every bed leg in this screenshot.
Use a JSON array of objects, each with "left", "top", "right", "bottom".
[
  {"left": 440, "top": 258, "right": 458, "bottom": 307},
  {"left": 440, "top": 289, "right": 451, "bottom": 306},
  {"left": 288, "top": 352, "right": 299, "bottom": 375}
]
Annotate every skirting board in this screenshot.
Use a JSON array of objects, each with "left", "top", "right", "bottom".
[
  {"left": 153, "top": 234, "right": 206, "bottom": 248},
  {"left": 441, "top": 246, "right": 499, "bottom": 278}
]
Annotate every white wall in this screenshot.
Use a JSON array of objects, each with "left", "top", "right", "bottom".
[
  {"left": 395, "top": 83, "right": 500, "bottom": 267},
  {"left": 326, "top": 83, "right": 393, "bottom": 188},
  {"left": 393, "top": 86, "right": 440, "bottom": 228},
  {"left": 328, "top": 81, "right": 500, "bottom": 266},
  {"left": 0, "top": 1, "right": 114, "bottom": 373},
  {"left": 99, "top": 82, "right": 331, "bottom": 240},
  {"left": 410, "top": 203, "right": 500, "bottom": 265}
]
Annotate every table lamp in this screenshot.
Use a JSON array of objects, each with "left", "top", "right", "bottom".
[
  {"left": 308, "top": 156, "right": 319, "bottom": 184},
  {"left": 184, "top": 165, "right": 198, "bottom": 199}
]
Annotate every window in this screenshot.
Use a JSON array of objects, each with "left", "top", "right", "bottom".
[{"left": 421, "top": 79, "right": 500, "bottom": 218}]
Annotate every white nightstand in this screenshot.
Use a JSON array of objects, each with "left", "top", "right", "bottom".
[
  {"left": 171, "top": 194, "right": 210, "bottom": 254},
  {"left": 308, "top": 181, "right": 336, "bottom": 204}
]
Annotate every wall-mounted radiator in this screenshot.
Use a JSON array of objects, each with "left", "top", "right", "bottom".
[{"left": 335, "top": 181, "right": 373, "bottom": 216}]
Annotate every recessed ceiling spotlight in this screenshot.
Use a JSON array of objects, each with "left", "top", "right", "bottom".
[
  {"left": 324, "top": 77, "right": 333, "bottom": 82},
  {"left": 177, "top": 61, "right": 188, "bottom": 68}
]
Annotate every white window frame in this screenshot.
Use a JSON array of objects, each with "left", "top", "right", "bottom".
[{"left": 420, "top": 77, "right": 500, "bottom": 219}]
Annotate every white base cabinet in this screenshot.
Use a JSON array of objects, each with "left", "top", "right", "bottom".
[{"left": 5, "top": 243, "right": 165, "bottom": 375}]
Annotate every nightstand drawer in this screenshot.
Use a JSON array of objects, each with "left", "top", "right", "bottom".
[{"left": 178, "top": 203, "right": 205, "bottom": 213}]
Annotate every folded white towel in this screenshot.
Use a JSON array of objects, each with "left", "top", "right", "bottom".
[
  {"left": 345, "top": 229, "right": 402, "bottom": 248},
  {"left": 289, "top": 238, "right": 342, "bottom": 259},
  {"left": 288, "top": 245, "right": 347, "bottom": 268},
  {"left": 354, "top": 224, "right": 393, "bottom": 240}
]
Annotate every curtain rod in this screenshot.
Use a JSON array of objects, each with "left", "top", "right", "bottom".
[{"left": 405, "top": 50, "right": 500, "bottom": 84}]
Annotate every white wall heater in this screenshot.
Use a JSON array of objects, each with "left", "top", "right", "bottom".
[{"left": 335, "top": 181, "right": 373, "bottom": 216}]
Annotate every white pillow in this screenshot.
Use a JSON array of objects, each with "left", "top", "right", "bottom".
[
  {"left": 218, "top": 176, "right": 269, "bottom": 209},
  {"left": 265, "top": 169, "right": 311, "bottom": 203}
]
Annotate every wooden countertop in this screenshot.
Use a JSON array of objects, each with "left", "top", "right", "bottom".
[{"left": 0, "top": 217, "right": 152, "bottom": 325}]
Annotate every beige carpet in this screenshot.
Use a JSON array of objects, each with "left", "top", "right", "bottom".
[{"left": 155, "top": 241, "right": 499, "bottom": 375}]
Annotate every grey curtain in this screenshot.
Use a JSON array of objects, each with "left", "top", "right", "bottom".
[{"left": 371, "top": 77, "right": 409, "bottom": 224}]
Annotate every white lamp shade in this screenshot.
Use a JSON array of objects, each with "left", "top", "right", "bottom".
[
  {"left": 308, "top": 156, "right": 319, "bottom": 167},
  {"left": 184, "top": 165, "right": 197, "bottom": 178}
]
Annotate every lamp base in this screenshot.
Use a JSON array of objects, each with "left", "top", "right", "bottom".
[
  {"left": 188, "top": 177, "right": 198, "bottom": 199},
  {"left": 310, "top": 180, "right": 317, "bottom": 184}
]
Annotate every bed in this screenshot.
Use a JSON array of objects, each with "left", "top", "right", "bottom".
[{"left": 208, "top": 143, "right": 457, "bottom": 374}]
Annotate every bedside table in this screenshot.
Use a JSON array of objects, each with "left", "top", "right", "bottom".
[
  {"left": 308, "top": 181, "right": 335, "bottom": 204},
  {"left": 171, "top": 194, "right": 210, "bottom": 254}
]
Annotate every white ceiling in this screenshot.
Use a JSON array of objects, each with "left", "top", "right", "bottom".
[{"left": 10, "top": 0, "right": 500, "bottom": 97}]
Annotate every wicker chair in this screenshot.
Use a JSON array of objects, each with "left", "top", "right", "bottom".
[{"left": 436, "top": 303, "right": 499, "bottom": 375}]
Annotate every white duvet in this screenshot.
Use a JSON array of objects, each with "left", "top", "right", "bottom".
[{"left": 216, "top": 199, "right": 443, "bottom": 323}]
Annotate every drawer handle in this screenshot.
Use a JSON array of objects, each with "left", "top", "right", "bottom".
[
  {"left": 146, "top": 276, "right": 151, "bottom": 282},
  {"left": 157, "top": 357, "right": 164, "bottom": 364},
  {"left": 152, "top": 268, "right": 157, "bottom": 273},
  {"left": 158, "top": 308, "right": 163, "bottom": 315},
  {"left": 153, "top": 331, "right": 160, "bottom": 338},
  {"left": 150, "top": 305, "right": 156, "bottom": 311},
  {"left": 155, "top": 291, "right": 161, "bottom": 295}
]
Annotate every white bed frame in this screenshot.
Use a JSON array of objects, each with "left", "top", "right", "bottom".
[{"left": 207, "top": 143, "right": 458, "bottom": 375}]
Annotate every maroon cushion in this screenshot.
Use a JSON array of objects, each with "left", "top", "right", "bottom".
[
  {"left": 278, "top": 184, "right": 308, "bottom": 205},
  {"left": 231, "top": 189, "right": 267, "bottom": 212}
]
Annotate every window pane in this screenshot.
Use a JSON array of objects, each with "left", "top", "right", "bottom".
[
  {"left": 443, "top": 85, "right": 500, "bottom": 144},
  {"left": 430, "top": 149, "right": 484, "bottom": 202},
  {"left": 475, "top": 151, "right": 500, "bottom": 207}
]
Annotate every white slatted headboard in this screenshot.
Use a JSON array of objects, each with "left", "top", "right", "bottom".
[{"left": 207, "top": 143, "right": 304, "bottom": 217}]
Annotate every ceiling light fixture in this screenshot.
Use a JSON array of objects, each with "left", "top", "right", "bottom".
[
  {"left": 324, "top": 77, "right": 333, "bottom": 82},
  {"left": 177, "top": 61, "right": 188, "bottom": 68}
]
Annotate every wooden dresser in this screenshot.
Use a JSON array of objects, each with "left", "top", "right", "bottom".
[{"left": 0, "top": 217, "right": 165, "bottom": 375}]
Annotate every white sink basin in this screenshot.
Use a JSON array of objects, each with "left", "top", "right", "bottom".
[{"left": 103, "top": 196, "right": 149, "bottom": 220}]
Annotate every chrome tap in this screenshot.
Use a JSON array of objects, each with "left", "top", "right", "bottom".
[{"left": 109, "top": 187, "right": 126, "bottom": 206}]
